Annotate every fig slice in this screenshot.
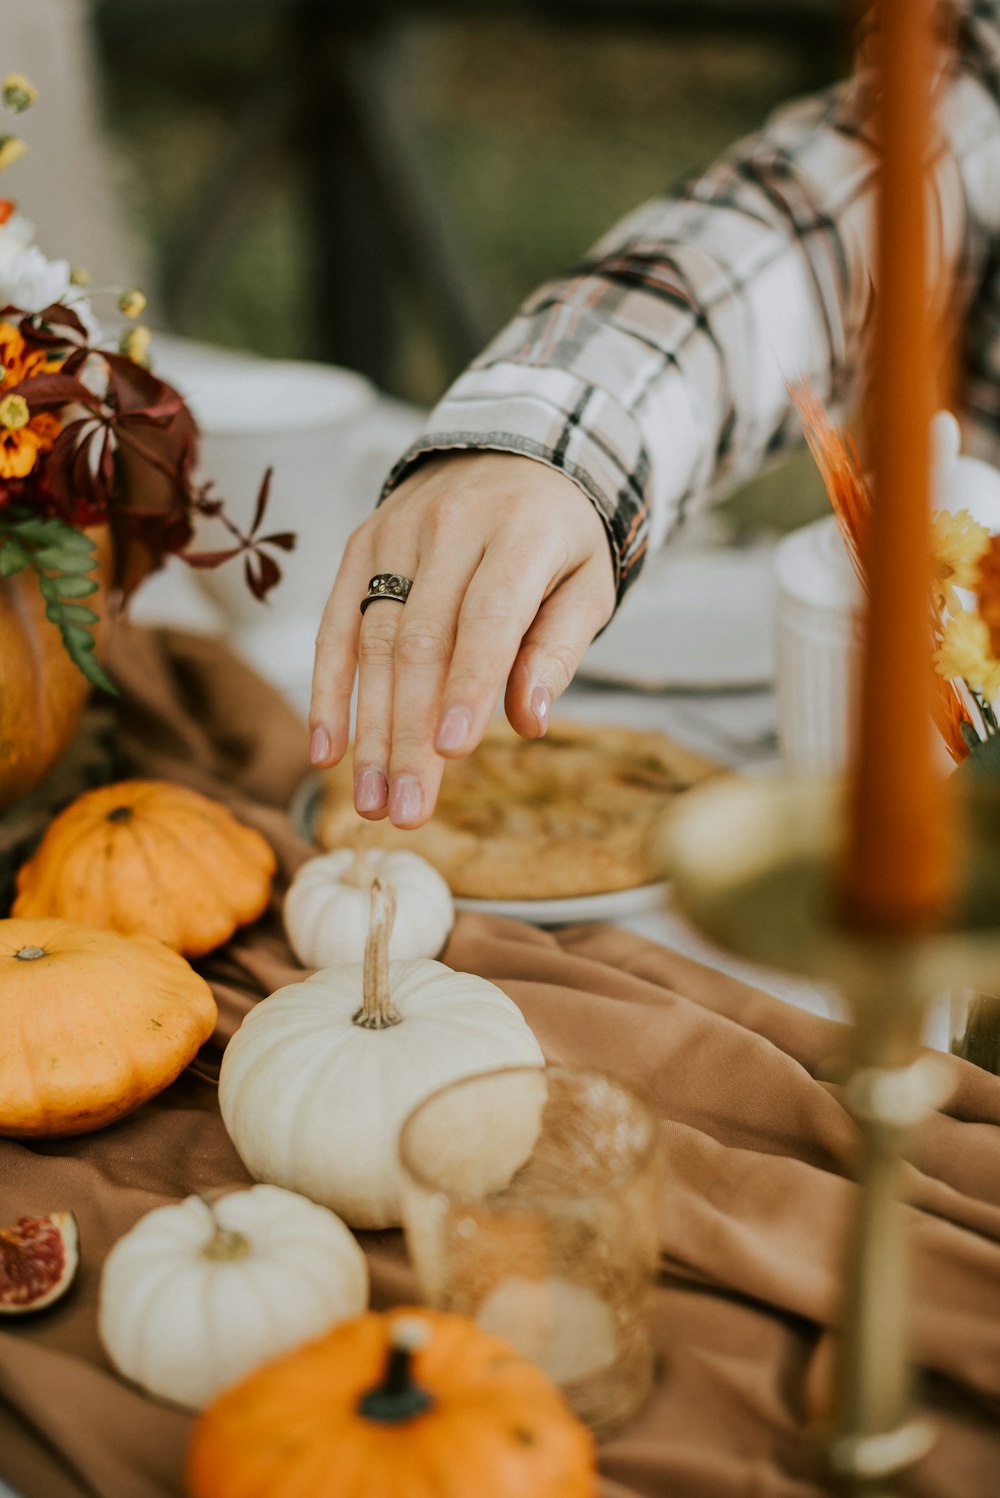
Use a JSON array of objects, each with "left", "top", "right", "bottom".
[{"left": 0, "top": 1212, "right": 79, "bottom": 1314}]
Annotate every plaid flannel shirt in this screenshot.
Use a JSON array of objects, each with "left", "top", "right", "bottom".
[{"left": 382, "top": 1, "right": 1000, "bottom": 609}]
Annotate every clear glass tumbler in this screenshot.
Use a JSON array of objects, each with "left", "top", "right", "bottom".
[{"left": 398, "top": 1064, "right": 661, "bottom": 1437}]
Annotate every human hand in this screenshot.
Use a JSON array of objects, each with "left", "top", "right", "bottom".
[{"left": 309, "top": 451, "right": 616, "bottom": 827}]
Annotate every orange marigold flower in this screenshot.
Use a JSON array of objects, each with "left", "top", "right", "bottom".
[
  {"left": 0, "top": 322, "right": 64, "bottom": 479},
  {"left": 0, "top": 319, "right": 61, "bottom": 388}
]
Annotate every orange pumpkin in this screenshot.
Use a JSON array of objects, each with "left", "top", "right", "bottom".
[
  {"left": 187, "top": 1307, "right": 595, "bottom": 1498},
  {"left": 0, "top": 528, "right": 111, "bottom": 813},
  {"left": 13, "top": 779, "right": 276, "bottom": 956},
  {"left": 0, "top": 917, "right": 217, "bottom": 1137}
]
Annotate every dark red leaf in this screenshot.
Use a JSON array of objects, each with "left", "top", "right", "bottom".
[
  {"left": 182, "top": 545, "right": 244, "bottom": 569},
  {"left": 34, "top": 303, "right": 87, "bottom": 337},
  {"left": 62, "top": 347, "right": 89, "bottom": 378},
  {"left": 249, "top": 467, "right": 273, "bottom": 537},
  {"left": 114, "top": 393, "right": 187, "bottom": 427},
  {"left": 19, "top": 304, "right": 86, "bottom": 347},
  {"left": 250, "top": 550, "right": 281, "bottom": 600},
  {"left": 258, "top": 530, "right": 296, "bottom": 552},
  {"left": 13, "top": 372, "right": 104, "bottom": 411},
  {"left": 103, "top": 352, "right": 183, "bottom": 417}
]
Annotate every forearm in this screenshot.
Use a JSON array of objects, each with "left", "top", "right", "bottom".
[{"left": 384, "top": 3, "right": 1000, "bottom": 604}]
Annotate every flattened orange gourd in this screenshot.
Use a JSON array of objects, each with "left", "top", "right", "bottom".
[
  {"left": 0, "top": 917, "right": 217, "bottom": 1137},
  {"left": 13, "top": 779, "right": 276, "bottom": 956}
]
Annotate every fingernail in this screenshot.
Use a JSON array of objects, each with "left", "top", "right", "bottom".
[
  {"left": 389, "top": 775, "right": 422, "bottom": 824},
  {"left": 310, "top": 726, "right": 332, "bottom": 764},
  {"left": 435, "top": 706, "right": 470, "bottom": 753},
  {"left": 355, "top": 768, "right": 388, "bottom": 812},
  {"left": 530, "top": 685, "right": 552, "bottom": 735}
]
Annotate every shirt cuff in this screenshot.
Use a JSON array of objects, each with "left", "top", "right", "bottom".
[{"left": 378, "top": 363, "right": 652, "bottom": 609}]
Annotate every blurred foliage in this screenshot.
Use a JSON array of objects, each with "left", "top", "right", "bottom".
[{"left": 97, "top": 10, "right": 837, "bottom": 534}]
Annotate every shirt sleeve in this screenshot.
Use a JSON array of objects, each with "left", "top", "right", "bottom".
[{"left": 380, "top": 1, "right": 1000, "bottom": 608}]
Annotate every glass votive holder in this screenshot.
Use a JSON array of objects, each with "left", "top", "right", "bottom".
[{"left": 398, "top": 1064, "right": 661, "bottom": 1438}]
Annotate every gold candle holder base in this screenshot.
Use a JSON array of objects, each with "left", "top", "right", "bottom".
[{"left": 665, "top": 772, "right": 1000, "bottom": 1497}]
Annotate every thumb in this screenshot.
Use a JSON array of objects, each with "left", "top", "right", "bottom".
[{"left": 504, "top": 559, "right": 613, "bottom": 738}]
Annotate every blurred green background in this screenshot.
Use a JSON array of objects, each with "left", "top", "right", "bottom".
[{"left": 92, "top": 1, "right": 843, "bottom": 533}]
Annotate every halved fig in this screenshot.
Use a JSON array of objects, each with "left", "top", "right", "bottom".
[{"left": 0, "top": 1212, "right": 79, "bottom": 1314}]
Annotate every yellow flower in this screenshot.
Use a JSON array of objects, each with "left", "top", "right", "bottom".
[
  {"left": 120, "top": 324, "right": 152, "bottom": 365},
  {"left": 117, "top": 288, "right": 147, "bottom": 319},
  {"left": 931, "top": 507, "right": 989, "bottom": 613},
  {"left": 935, "top": 607, "right": 1000, "bottom": 700},
  {"left": 0, "top": 135, "right": 27, "bottom": 172},
  {"left": 2, "top": 75, "right": 37, "bottom": 113},
  {"left": 0, "top": 412, "right": 58, "bottom": 479},
  {"left": 0, "top": 393, "right": 29, "bottom": 431}
]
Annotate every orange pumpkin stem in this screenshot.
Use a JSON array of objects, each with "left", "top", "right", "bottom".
[
  {"left": 353, "top": 878, "right": 401, "bottom": 1030},
  {"left": 14, "top": 946, "right": 46, "bottom": 962},
  {"left": 357, "top": 1316, "right": 434, "bottom": 1424}
]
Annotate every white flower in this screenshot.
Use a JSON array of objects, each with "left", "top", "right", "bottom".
[{"left": 0, "top": 212, "right": 98, "bottom": 338}]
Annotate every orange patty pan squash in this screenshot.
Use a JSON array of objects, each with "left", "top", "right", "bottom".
[
  {"left": 13, "top": 779, "right": 276, "bottom": 956},
  {"left": 0, "top": 917, "right": 217, "bottom": 1137}
]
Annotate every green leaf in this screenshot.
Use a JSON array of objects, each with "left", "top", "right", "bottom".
[
  {"left": 12, "top": 516, "right": 68, "bottom": 545},
  {"left": 40, "top": 596, "right": 118, "bottom": 695},
  {"left": 17, "top": 525, "right": 115, "bottom": 695},
  {"left": 44, "top": 527, "right": 96, "bottom": 553},
  {"left": 958, "top": 730, "right": 1000, "bottom": 781},
  {"left": 0, "top": 539, "right": 29, "bottom": 576},
  {"left": 33, "top": 545, "right": 101, "bottom": 574},
  {"left": 40, "top": 574, "right": 98, "bottom": 600},
  {"left": 53, "top": 603, "right": 100, "bottom": 625}
]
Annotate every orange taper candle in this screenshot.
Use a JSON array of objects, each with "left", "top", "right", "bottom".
[{"left": 840, "top": 0, "right": 953, "bottom": 930}]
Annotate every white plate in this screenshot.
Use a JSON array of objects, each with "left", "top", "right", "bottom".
[
  {"left": 579, "top": 541, "right": 777, "bottom": 691},
  {"left": 289, "top": 775, "right": 671, "bottom": 928},
  {"left": 454, "top": 882, "right": 670, "bottom": 927}
]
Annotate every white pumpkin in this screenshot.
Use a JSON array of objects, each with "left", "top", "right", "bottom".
[
  {"left": 98, "top": 1185, "right": 368, "bottom": 1410},
  {"left": 220, "top": 880, "right": 544, "bottom": 1230},
  {"left": 284, "top": 846, "right": 454, "bottom": 966}
]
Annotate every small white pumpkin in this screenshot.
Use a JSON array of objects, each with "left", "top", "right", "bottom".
[
  {"left": 220, "top": 880, "right": 544, "bottom": 1230},
  {"left": 284, "top": 847, "right": 454, "bottom": 967},
  {"left": 98, "top": 1184, "right": 368, "bottom": 1410}
]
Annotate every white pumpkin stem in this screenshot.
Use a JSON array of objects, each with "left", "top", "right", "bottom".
[
  {"left": 341, "top": 846, "right": 377, "bottom": 890},
  {"left": 197, "top": 1194, "right": 252, "bottom": 1262},
  {"left": 353, "top": 877, "right": 402, "bottom": 1030}
]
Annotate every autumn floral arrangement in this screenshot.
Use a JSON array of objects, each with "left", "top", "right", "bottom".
[
  {"left": 0, "top": 74, "right": 293, "bottom": 693},
  {"left": 795, "top": 386, "right": 1000, "bottom": 773}
]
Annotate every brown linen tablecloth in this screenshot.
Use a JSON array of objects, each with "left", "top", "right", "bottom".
[{"left": 1, "top": 626, "right": 999, "bottom": 1498}]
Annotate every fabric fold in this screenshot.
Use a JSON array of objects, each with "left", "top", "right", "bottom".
[{"left": 0, "top": 626, "right": 996, "bottom": 1498}]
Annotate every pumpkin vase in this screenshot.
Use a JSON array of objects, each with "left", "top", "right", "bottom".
[{"left": 0, "top": 527, "right": 112, "bottom": 814}]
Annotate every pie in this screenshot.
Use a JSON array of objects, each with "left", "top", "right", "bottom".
[{"left": 314, "top": 718, "right": 720, "bottom": 901}]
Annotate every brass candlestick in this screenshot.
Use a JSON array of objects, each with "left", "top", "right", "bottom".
[{"left": 665, "top": 771, "right": 1000, "bottom": 1497}]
